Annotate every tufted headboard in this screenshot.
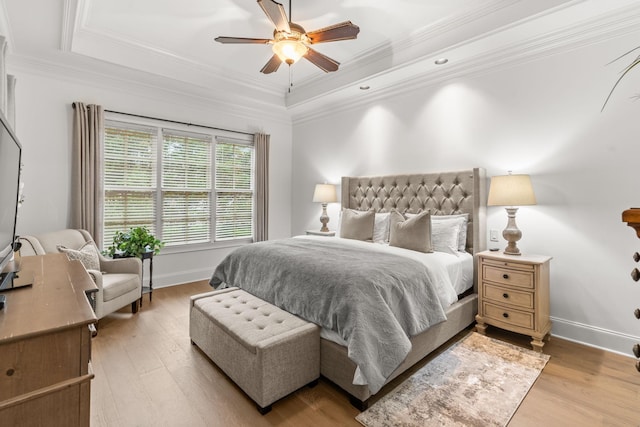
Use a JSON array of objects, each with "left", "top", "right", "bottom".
[{"left": 341, "top": 168, "right": 487, "bottom": 256}]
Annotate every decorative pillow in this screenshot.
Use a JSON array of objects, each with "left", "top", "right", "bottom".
[
  {"left": 339, "top": 209, "right": 375, "bottom": 241},
  {"left": 389, "top": 210, "right": 432, "bottom": 253},
  {"left": 432, "top": 214, "right": 469, "bottom": 252},
  {"left": 431, "top": 219, "right": 463, "bottom": 255},
  {"left": 57, "top": 241, "right": 100, "bottom": 271},
  {"left": 373, "top": 212, "right": 390, "bottom": 243}
]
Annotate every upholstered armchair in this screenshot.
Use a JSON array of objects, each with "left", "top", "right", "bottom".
[{"left": 18, "top": 229, "right": 142, "bottom": 320}]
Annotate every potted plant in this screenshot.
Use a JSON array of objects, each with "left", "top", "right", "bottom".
[
  {"left": 602, "top": 46, "right": 640, "bottom": 110},
  {"left": 105, "top": 226, "right": 164, "bottom": 258}
]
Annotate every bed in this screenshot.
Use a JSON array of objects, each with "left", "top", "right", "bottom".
[{"left": 211, "top": 168, "right": 486, "bottom": 409}]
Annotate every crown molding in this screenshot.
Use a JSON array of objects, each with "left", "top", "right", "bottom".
[
  {"left": 8, "top": 53, "right": 291, "bottom": 126},
  {"left": 60, "top": 0, "right": 79, "bottom": 52},
  {"left": 286, "top": 0, "right": 579, "bottom": 107},
  {"left": 0, "top": 0, "right": 15, "bottom": 54},
  {"left": 69, "top": 0, "right": 286, "bottom": 100},
  {"left": 290, "top": 0, "right": 640, "bottom": 123}
]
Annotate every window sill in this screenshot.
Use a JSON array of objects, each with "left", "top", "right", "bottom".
[{"left": 156, "top": 239, "right": 253, "bottom": 256}]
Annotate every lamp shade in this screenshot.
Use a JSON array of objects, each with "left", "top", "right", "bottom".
[
  {"left": 272, "top": 40, "right": 308, "bottom": 64},
  {"left": 313, "top": 184, "right": 338, "bottom": 203},
  {"left": 487, "top": 174, "right": 536, "bottom": 206}
]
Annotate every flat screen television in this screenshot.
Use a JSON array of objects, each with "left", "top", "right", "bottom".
[{"left": 0, "top": 110, "right": 22, "bottom": 290}]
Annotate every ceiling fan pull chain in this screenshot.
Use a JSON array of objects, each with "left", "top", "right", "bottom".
[{"left": 288, "top": 65, "right": 293, "bottom": 93}]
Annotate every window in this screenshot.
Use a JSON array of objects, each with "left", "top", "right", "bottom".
[
  {"left": 103, "top": 119, "right": 255, "bottom": 249},
  {"left": 215, "top": 140, "right": 254, "bottom": 240}
]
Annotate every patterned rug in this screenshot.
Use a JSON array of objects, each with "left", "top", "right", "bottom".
[{"left": 355, "top": 332, "right": 550, "bottom": 427}]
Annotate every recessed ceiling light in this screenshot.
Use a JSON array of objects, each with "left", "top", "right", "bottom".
[
  {"left": 434, "top": 58, "right": 448, "bottom": 65},
  {"left": 359, "top": 85, "right": 371, "bottom": 90}
]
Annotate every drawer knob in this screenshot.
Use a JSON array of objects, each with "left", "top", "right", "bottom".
[
  {"left": 503, "top": 293, "right": 509, "bottom": 299},
  {"left": 502, "top": 274, "right": 509, "bottom": 280},
  {"left": 635, "top": 308, "right": 640, "bottom": 319},
  {"left": 632, "top": 268, "right": 640, "bottom": 282},
  {"left": 634, "top": 344, "right": 640, "bottom": 358},
  {"left": 6, "top": 368, "right": 14, "bottom": 377},
  {"left": 634, "top": 252, "right": 640, "bottom": 263},
  {"left": 502, "top": 312, "right": 509, "bottom": 318}
]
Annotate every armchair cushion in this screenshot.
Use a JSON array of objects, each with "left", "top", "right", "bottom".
[{"left": 102, "top": 273, "right": 140, "bottom": 302}]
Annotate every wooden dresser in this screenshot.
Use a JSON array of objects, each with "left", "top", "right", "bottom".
[
  {"left": 475, "top": 250, "right": 552, "bottom": 352},
  {"left": 0, "top": 253, "right": 97, "bottom": 426}
]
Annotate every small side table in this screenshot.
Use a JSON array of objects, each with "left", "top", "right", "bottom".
[
  {"left": 475, "top": 250, "right": 552, "bottom": 352},
  {"left": 306, "top": 230, "right": 336, "bottom": 237},
  {"left": 140, "top": 250, "right": 154, "bottom": 306},
  {"left": 113, "top": 250, "right": 154, "bottom": 306}
]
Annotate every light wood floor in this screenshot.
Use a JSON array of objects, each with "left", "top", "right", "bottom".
[{"left": 91, "top": 281, "right": 640, "bottom": 426}]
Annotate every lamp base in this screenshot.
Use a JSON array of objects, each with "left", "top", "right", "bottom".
[
  {"left": 319, "top": 203, "right": 330, "bottom": 233},
  {"left": 502, "top": 207, "right": 522, "bottom": 256}
]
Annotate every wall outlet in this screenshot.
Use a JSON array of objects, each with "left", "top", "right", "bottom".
[{"left": 490, "top": 229, "right": 499, "bottom": 242}]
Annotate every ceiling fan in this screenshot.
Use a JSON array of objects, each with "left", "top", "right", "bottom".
[{"left": 215, "top": 0, "right": 360, "bottom": 74}]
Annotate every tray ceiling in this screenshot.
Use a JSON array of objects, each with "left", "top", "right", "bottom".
[{"left": 1, "top": 0, "right": 639, "bottom": 114}]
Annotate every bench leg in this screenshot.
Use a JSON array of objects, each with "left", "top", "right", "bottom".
[
  {"left": 131, "top": 300, "right": 139, "bottom": 314},
  {"left": 257, "top": 404, "right": 272, "bottom": 415}
]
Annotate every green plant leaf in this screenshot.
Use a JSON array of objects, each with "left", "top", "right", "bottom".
[{"left": 602, "top": 51, "right": 640, "bottom": 111}]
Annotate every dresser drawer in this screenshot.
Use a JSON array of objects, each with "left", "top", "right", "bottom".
[
  {"left": 483, "top": 283, "right": 534, "bottom": 310},
  {"left": 483, "top": 302, "right": 534, "bottom": 330},
  {"left": 483, "top": 265, "right": 534, "bottom": 289}
]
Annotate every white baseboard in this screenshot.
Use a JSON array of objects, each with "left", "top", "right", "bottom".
[
  {"left": 551, "top": 316, "right": 639, "bottom": 359},
  {"left": 149, "top": 267, "right": 213, "bottom": 290}
]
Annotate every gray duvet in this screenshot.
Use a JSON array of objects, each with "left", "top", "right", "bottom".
[{"left": 209, "top": 236, "right": 447, "bottom": 394}]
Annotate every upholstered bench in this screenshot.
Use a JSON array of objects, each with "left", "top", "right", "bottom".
[{"left": 189, "top": 287, "right": 320, "bottom": 414}]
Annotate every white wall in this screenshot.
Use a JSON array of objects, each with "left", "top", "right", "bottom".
[
  {"left": 9, "top": 61, "right": 293, "bottom": 288},
  {"left": 292, "top": 32, "right": 640, "bottom": 355}
]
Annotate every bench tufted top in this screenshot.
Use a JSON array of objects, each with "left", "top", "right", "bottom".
[{"left": 193, "top": 287, "right": 314, "bottom": 354}]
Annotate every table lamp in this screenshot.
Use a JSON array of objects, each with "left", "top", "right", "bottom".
[
  {"left": 312, "top": 184, "right": 338, "bottom": 232},
  {"left": 487, "top": 172, "right": 537, "bottom": 256}
]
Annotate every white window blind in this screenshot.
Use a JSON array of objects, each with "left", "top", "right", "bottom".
[
  {"left": 215, "top": 140, "right": 254, "bottom": 240},
  {"left": 162, "top": 130, "right": 212, "bottom": 245},
  {"left": 103, "top": 118, "right": 255, "bottom": 249},
  {"left": 103, "top": 123, "right": 157, "bottom": 247}
]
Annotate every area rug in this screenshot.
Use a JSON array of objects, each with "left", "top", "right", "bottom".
[{"left": 355, "top": 332, "right": 550, "bottom": 427}]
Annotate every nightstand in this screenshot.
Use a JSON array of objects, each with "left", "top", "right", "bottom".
[
  {"left": 305, "top": 230, "right": 336, "bottom": 237},
  {"left": 475, "top": 250, "right": 552, "bottom": 352}
]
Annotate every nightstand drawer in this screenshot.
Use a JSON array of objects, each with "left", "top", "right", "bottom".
[
  {"left": 483, "top": 302, "right": 534, "bottom": 330},
  {"left": 483, "top": 283, "right": 534, "bottom": 310},
  {"left": 483, "top": 265, "right": 534, "bottom": 289}
]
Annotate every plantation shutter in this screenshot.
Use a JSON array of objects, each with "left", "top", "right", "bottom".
[
  {"left": 103, "top": 122, "right": 157, "bottom": 247},
  {"left": 215, "top": 139, "right": 254, "bottom": 240},
  {"left": 162, "top": 130, "right": 212, "bottom": 245}
]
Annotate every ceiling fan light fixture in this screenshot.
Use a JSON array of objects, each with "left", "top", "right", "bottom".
[
  {"left": 272, "top": 39, "right": 308, "bottom": 64},
  {"left": 272, "top": 23, "right": 309, "bottom": 65}
]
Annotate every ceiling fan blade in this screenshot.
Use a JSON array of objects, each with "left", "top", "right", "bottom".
[
  {"left": 215, "top": 36, "right": 272, "bottom": 44},
  {"left": 260, "top": 54, "right": 283, "bottom": 74},
  {"left": 304, "top": 48, "right": 340, "bottom": 73},
  {"left": 257, "top": 0, "right": 291, "bottom": 33},
  {"left": 307, "top": 21, "right": 360, "bottom": 44}
]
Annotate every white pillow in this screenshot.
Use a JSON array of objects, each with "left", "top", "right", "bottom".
[
  {"left": 432, "top": 214, "right": 469, "bottom": 251},
  {"left": 373, "top": 213, "right": 390, "bottom": 243},
  {"left": 57, "top": 241, "right": 100, "bottom": 271},
  {"left": 431, "top": 219, "right": 463, "bottom": 255}
]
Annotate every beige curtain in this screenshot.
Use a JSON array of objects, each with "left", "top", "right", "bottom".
[
  {"left": 71, "top": 102, "right": 104, "bottom": 247},
  {"left": 254, "top": 132, "right": 269, "bottom": 242}
]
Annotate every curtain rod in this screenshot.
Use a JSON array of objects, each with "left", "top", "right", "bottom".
[{"left": 103, "top": 109, "right": 254, "bottom": 136}]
